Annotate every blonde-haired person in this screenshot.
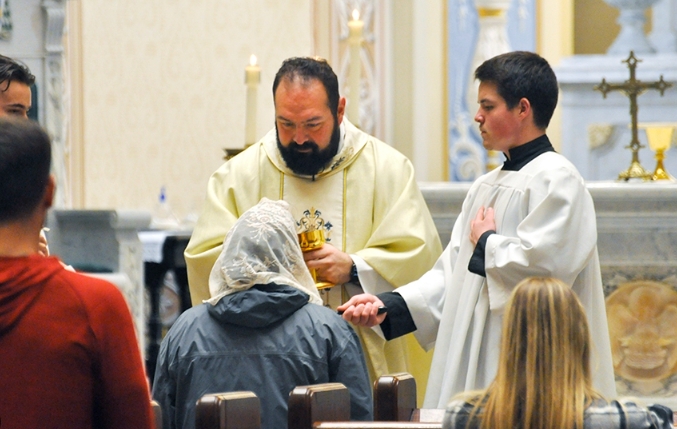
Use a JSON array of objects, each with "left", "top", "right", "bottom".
[{"left": 443, "top": 277, "right": 673, "bottom": 429}]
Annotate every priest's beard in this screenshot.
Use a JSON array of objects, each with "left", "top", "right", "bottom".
[{"left": 276, "top": 120, "right": 341, "bottom": 177}]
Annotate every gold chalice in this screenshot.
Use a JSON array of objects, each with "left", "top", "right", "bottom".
[
  {"left": 298, "top": 229, "right": 334, "bottom": 290},
  {"left": 639, "top": 123, "right": 677, "bottom": 181}
]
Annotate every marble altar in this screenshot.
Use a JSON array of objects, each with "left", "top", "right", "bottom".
[
  {"left": 420, "top": 181, "right": 677, "bottom": 407},
  {"left": 45, "top": 210, "right": 150, "bottom": 358}
]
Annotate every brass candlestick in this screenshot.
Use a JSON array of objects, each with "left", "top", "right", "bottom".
[
  {"left": 485, "top": 150, "right": 502, "bottom": 172},
  {"left": 298, "top": 229, "right": 334, "bottom": 290},
  {"left": 639, "top": 123, "right": 676, "bottom": 181},
  {"left": 222, "top": 142, "right": 255, "bottom": 161},
  {"left": 223, "top": 148, "right": 245, "bottom": 161}
]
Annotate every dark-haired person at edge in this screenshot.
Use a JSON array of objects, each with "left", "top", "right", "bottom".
[
  {"left": 0, "top": 54, "right": 33, "bottom": 119},
  {"left": 0, "top": 118, "right": 153, "bottom": 429},
  {"left": 0, "top": 54, "right": 52, "bottom": 256}
]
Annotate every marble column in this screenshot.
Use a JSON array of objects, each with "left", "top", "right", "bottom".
[{"left": 42, "top": 0, "right": 68, "bottom": 208}]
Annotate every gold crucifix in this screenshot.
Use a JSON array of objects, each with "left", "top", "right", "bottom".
[{"left": 594, "top": 51, "right": 673, "bottom": 181}]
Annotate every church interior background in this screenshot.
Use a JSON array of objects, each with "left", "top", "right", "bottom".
[{"left": 3, "top": 0, "right": 677, "bottom": 408}]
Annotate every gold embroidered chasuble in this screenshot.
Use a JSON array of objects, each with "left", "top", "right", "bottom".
[{"left": 185, "top": 119, "right": 442, "bottom": 390}]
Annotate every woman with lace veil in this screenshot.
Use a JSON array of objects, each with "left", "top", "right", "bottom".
[
  {"left": 152, "top": 198, "right": 372, "bottom": 429},
  {"left": 443, "top": 277, "right": 673, "bottom": 429}
]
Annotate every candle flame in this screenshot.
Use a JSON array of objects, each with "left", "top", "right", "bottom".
[
  {"left": 249, "top": 54, "right": 257, "bottom": 67},
  {"left": 352, "top": 9, "right": 360, "bottom": 21}
]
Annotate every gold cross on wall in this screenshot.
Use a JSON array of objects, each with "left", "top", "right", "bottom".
[{"left": 594, "top": 51, "right": 673, "bottom": 181}]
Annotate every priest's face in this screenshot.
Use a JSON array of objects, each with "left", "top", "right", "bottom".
[
  {"left": 0, "top": 80, "right": 32, "bottom": 119},
  {"left": 274, "top": 78, "right": 345, "bottom": 176},
  {"left": 474, "top": 81, "right": 522, "bottom": 155}
]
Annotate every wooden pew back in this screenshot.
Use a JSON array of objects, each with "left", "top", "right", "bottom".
[
  {"left": 314, "top": 422, "right": 442, "bottom": 429},
  {"left": 288, "top": 383, "right": 351, "bottom": 429},
  {"left": 373, "top": 373, "right": 445, "bottom": 423},
  {"left": 373, "top": 373, "right": 417, "bottom": 421},
  {"left": 195, "top": 391, "right": 260, "bottom": 429}
]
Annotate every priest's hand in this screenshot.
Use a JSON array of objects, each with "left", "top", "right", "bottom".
[
  {"left": 337, "top": 294, "right": 386, "bottom": 327},
  {"left": 303, "top": 243, "right": 352, "bottom": 285},
  {"left": 470, "top": 206, "right": 495, "bottom": 245}
]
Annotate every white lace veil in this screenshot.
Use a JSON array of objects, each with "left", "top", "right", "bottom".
[{"left": 207, "top": 198, "right": 323, "bottom": 306}]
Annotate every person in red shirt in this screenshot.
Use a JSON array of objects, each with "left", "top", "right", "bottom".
[{"left": 0, "top": 118, "right": 154, "bottom": 429}]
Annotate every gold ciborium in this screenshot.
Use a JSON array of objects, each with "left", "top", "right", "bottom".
[
  {"left": 298, "top": 229, "right": 334, "bottom": 290},
  {"left": 638, "top": 123, "right": 676, "bottom": 181}
]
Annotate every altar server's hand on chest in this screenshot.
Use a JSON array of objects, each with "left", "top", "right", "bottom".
[{"left": 470, "top": 206, "right": 496, "bottom": 245}]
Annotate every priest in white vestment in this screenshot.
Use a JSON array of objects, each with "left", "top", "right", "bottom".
[
  {"left": 185, "top": 57, "right": 442, "bottom": 389},
  {"left": 339, "top": 51, "right": 617, "bottom": 408}
]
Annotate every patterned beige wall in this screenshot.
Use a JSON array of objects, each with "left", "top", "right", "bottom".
[{"left": 73, "top": 0, "right": 313, "bottom": 221}]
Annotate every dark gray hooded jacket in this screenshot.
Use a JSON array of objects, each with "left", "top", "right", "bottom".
[{"left": 152, "top": 283, "right": 373, "bottom": 429}]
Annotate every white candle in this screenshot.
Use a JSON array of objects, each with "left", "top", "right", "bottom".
[
  {"left": 347, "top": 9, "right": 363, "bottom": 127},
  {"left": 245, "top": 54, "right": 260, "bottom": 146}
]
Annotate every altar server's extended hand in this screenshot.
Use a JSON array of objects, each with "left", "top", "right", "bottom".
[
  {"left": 338, "top": 294, "right": 387, "bottom": 327},
  {"left": 303, "top": 243, "right": 353, "bottom": 285}
]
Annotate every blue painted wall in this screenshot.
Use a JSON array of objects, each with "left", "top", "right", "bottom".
[{"left": 447, "top": 0, "right": 536, "bottom": 181}]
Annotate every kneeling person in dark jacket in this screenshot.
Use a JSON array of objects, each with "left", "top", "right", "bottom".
[{"left": 152, "top": 198, "right": 373, "bottom": 429}]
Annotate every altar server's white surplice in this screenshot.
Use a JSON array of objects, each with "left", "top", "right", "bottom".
[{"left": 397, "top": 149, "right": 617, "bottom": 408}]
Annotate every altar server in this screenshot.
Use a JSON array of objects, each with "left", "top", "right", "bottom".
[{"left": 339, "top": 51, "right": 617, "bottom": 407}]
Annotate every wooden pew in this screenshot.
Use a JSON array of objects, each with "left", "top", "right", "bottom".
[
  {"left": 313, "top": 422, "right": 442, "bottom": 429},
  {"left": 288, "top": 383, "right": 351, "bottom": 429},
  {"left": 195, "top": 391, "right": 261, "bottom": 429},
  {"left": 373, "top": 373, "right": 445, "bottom": 423},
  {"left": 373, "top": 373, "right": 417, "bottom": 421}
]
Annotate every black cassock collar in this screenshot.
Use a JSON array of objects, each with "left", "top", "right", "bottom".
[{"left": 501, "top": 134, "right": 555, "bottom": 171}]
